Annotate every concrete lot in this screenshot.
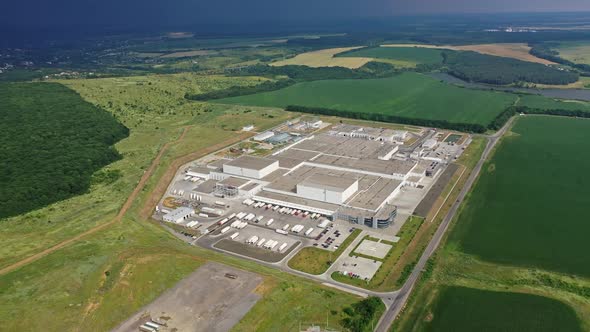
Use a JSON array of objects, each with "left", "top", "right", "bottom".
[
  {"left": 112, "top": 262, "right": 262, "bottom": 332},
  {"left": 334, "top": 255, "right": 382, "bottom": 281},
  {"left": 354, "top": 239, "right": 392, "bottom": 260}
]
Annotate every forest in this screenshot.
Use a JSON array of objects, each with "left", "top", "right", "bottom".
[
  {"left": 0, "top": 82, "right": 129, "bottom": 219},
  {"left": 443, "top": 51, "right": 579, "bottom": 85}
]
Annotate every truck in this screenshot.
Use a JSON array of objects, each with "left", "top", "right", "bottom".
[
  {"left": 145, "top": 322, "right": 161, "bottom": 330},
  {"left": 257, "top": 238, "right": 266, "bottom": 247},
  {"left": 230, "top": 232, "right": 239, "bottom": 240},
  {"left": 215, "top": 201, "right": 226, "bottom": 207},
  {"left": 282, "top": 224, "right": 290, "bottom": 231},
  {"left": 256, "top": 215, "right": 264, "bottom": 223},
  {"left": 220, "top": 226, "right": 230, "bottom": 234},
  {"left": 275, "top": 229, "right": 288, "bottom": 235},
  {"left": 198, "top": 213, "right": 209, "bottom": 218},
  {"left": 279, "top": 243, "right": 288, "bottom": 252},
  {"left": 266, "top": 218, "right": 274, "bottom": 226},
  {"left": 139, "top": 325, "right": 156, "bottom": 332},
  {"left": 305, "top": 227, "right": 314, "bottom": 236}
]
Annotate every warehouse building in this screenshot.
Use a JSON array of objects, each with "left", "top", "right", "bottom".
[
  {"left": 253, "top": 131, "right": 275, "bottom": 142},
  {"left": 296, "top": 174, "right": 358, "bottom": 204},
  {"left": 223, "top": 155, "right": 279, "bottom": 179},
  {"left": 163, "top": 207, "right": 195, "bottom": 223}
]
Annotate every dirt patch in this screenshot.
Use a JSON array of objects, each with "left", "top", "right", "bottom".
[
  {"left": 112, "top": 262, "right": 263, "bottom": 332},
  {"left": 161, "top": 50, "right": 211, "bottom": 58},
  {"left": 382, "top": 43, "right": 555, "bottom": 65}
]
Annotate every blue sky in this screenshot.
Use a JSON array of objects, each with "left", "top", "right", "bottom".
[{"left": 2, "top": 0, "right": 590, "bottom": 27}]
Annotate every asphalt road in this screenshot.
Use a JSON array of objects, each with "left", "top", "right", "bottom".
[{"left": 374, "top": 117, "right": 515, "bottom": 332}]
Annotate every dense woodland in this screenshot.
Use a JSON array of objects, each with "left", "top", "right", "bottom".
[
  {"left": 0, "top": 82, "right": 128, "bottom": 219},
  {"left": 443, "top": 51, "right": 579, "bottom": 85}
]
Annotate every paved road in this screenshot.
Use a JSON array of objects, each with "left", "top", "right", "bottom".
[{"left": 374, "top": 117, "right": 515, "bottom": 332}]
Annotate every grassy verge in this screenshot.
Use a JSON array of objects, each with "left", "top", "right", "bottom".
[{"left": 288, "top": 229, "right": 362, "bottom": 275}]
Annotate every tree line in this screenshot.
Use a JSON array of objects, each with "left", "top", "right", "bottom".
[
  {"left": 0, "top": 82, "right": 129, "bottom": 219},
  {"left": 285, "top": 105, "right": 488, "bottom": 133}
]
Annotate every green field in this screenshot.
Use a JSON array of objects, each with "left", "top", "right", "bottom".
[
  {"left": 518, "top": 94, "right": 590, "bottom": 112},
  {"left": 217, "top": 72, "right": 517, "bottom": 126},
  {"left": 451, "top": 116, "right": 590, "bottom": 277},
  {"left": 337, "top": 46, "right": 444, "bottom": 66},
  {"left": 422, "top": 286, "right": 582, "bottom": 332}
]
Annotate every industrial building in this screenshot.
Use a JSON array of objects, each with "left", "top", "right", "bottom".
[
  {"left": 163, "top": 207, "right": 195, "bottom": 223},
  {"left": 223, "top": 155, "right": 279, "bottom": 179}
]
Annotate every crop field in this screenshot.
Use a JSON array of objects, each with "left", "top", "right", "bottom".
[
  {"left": 556, "top": 41, "right": 590, "bottom": 65},
  {"left": 450, "top": 116, "right": 590, "bottom": 277},
  {"left": 381, "top": 43, "right": 554, "bottom": 64},
  {"left": 270, "top": 47, "right": 372, "bottom": 69},
  {"left": 217, "top": 72, "right": 518, "bottom": 126},
  {"left": 419, "top": 286, "right": 582, "bottom": 332},
  {"left": 337, "top": 46, "right": 444, "bottom": 66},
  {"left": 518, "top": 95, "right": 590, "bottom": 112}
]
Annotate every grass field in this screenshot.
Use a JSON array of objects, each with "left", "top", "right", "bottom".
[
  {"left": 556, "top": 41, "right": 590, "bottom": 65},
  {"left": 217, "top": 72, "right": 518, "bottom": 126},
  {"left": 270, "top": 47, "right": 372, "bottom": 69},
  {"left": 450, "top": 116, "right": 590, "bottom": 277},
  {"left": 518, "top": 94, "right": 590, "bottom": 112},
  {"left": 337, "top": 46, "right": 444, "bottom": 67},
  {"left": 0, "top": 71, "right": 369, "bottom": 331},
  {"left": 288, "top": 229, "right": 361, "bottom": 275},
  {"left": 421, "top": 286, "right": 582, "bottom": 332}
]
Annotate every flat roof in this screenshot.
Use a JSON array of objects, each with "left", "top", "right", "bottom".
[
  {"left": 188, "top": 166, "right": 211, "bottom": 175},
  {"left": 240, "top": 182, "right": 260, "bottom": 191},
  {"left": 164, "top": 207, "right": 195, "bottom": 219},
  {"left": 225, "top": 155, "right": 278, "bottom": 171},
  {"left": 299, "top": 173, "right": 357, "bottom": 192},
  {"left": 312, "top": 154, "right": 416, "bottom": 176},
  {"left": 218, "top": 176, "right": 250, "bottom": 188}
]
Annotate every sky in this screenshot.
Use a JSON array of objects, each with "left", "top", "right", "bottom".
[{"left": 2, "top": 0, "right": 590, "bottom": 28}]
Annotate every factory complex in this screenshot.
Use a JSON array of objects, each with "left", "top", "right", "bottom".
[{"left": 154, "top": 118, "right": 470, "bottom": 280}]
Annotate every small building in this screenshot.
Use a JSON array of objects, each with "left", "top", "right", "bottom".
[
  {"left": 253, "top": 131, "right": 275, "bottom": 142},
  {"left": 242, "top": 124, "right": 255, "bottom": 132},
  {"left": 163, "top": 207, "right": 195, "bottom": 223},
  {"left": 296, "top": 174, "right": 358, "bottom": 204},
  {"left": 223, "top": 155, "right": 279, "bottom": 179}
]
